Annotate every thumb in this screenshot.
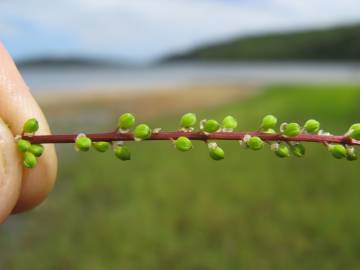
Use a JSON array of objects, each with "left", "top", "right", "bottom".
[
  {"left": 0, "top": 118, "right": 22, "bottom": 223},
  {"left": 0, "top": 43, "right": 58, "bottom": 214}
]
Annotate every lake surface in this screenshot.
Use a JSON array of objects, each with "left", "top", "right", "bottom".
[{"left": 19, "top": 62, "right": 360, "bottom": 93}]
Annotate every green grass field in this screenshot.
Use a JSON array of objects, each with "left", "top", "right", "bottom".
[{"left": 1, "top": 84, "right": 360, "bottom": 269}]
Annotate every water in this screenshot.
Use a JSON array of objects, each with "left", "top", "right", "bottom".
[{"left": 19, "top": 62, "right": 360, "bottom": 93}]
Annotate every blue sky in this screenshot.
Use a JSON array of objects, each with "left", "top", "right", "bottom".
[{"left": 1, "top": 0, "right": 360, "bottom": 62}]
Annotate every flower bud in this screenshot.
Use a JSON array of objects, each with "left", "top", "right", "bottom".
[
  {"left": 114, "top": 145, "right": 131, "bottom": 161},
  {"left": 290, "top": 143, "right": 305, "bottom": 157},
  {"left": 203, "top": 119, "right": 220, "bottom": 133},
  {"left": 175, "top": 136, "right": 192, "bottom": 152},
  {"left": 264, "top": 128, "right": 276, "bottom": 134},
  {"left": 222, "top": 115, "right": 237, "bottom": 130},
  {"left": 272, "top": 143, "right": 290, "bottom": 158},
  {"left": 118, "top": 113, "right": 135, "bottom": 130},
  {"left": 23, "top": 151, "right": 37, "bottom": 168},
  {"left": 180, "top": 113, "right": 197, "bottom": 129},
  {"left": 75, "top": 135, "right": 92, "bottom": 152},
  {"left": 246, "top": 136, "right": 264, "bottom": 150},
  {"left": 17, "top": 139, "right": 31, "bottom": 152},
  {"left": 208, "top": 143, "right": 224, "bottom": 160},
  {"left": 283, "top": 122, "right": 301, "bottom": 137},
  {"left": 261, "top": 115, "right": 277, "bottom": 130},
  {"left": 23, "top": 118, "right": 39, "bottom": 133},
  {"left": 134, "top": 124, "right": 152, "bottom": 140},
  {"left": 348, "top": 123, "right": 360, "bottom": 140},
  {"left": 328, "top": 144, "right": 347, "bottom": 159},
  {"left": 29, "top": 144, "right": 44, "bottom": 157},
  {"left": 304, "top": 119, "right": 320, "bottom": 134},
  {"left": 93, "top": 141, "right": 110, "bottom": 152},
  {"left": 347, "top": 153, "right": 358, "bottom": 161},
  {"left": 346, "top": 147, "right": 357, "bottom": 161}
]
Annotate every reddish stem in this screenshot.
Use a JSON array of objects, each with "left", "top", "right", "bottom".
[{"left": 22, "top": 131, "right": 360, "bottom": 146}]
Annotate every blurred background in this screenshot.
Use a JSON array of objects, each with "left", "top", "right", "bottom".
[{"left": 2, "top": 0, "right": 360, "bottom": 269}]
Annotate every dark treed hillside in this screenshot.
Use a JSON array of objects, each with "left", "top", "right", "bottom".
[
  {"left": 165, "top": 24, "right": 360, "bottom": 61},
  {"left": 17, "top": 57, "right": 125, "bottom": 68}
]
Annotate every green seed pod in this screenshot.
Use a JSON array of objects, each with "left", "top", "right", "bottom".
[
  {"left": 175, "top": 136, "right": 193, "bottom": 152},
  {"left": 283, "top": 122, "right": 301, "bottom": 137},
  {"left": 23, "top": 151, "right": 37, "bottom": 168},
  {"left": 209, "top": 145, "right": 225, "bottom": 160},
  {"left": 114, "top": 145, "right": 131, "bottom": 161},
  {"left": 93, "top": 141, "right": 111, "bottom": 152},
  {"left": 346, "top": 147, "right": 357, "bottom": 161},
  {"left": 118, "top": 113, "right": 135, "bottom": 130},
  {"left": 180, "top": 113, "right": 197, "bottom": 129},
  {"left": 348, "top": 123, "right": 360, "bottom": 140},
  {"left": 29, "top": 144, "right": 44, "bottom": 157},
  {"left": 203, "top": 119, "right": 220, "bottom": 133},
  {"left": 350, "top": 123, "right": 360, "bottom": 129},
  {"left": 134, "top": 124, "right": 152, "bottom": 140},
  {"left": 246, "top": 136, "right": 264, "bottom": 151},
  {"left": 273, "top": 143, "right": 290, "bottom": 158},
  {"left": 23, "top": 118, "right": 39, "bottom": 133},
  {"left": 17, "top": 139, "right": 31, "bottom": 152},
  {"left": 304, "top": 119, "right": 320, "bottom": 134},
  {"left": 328, "top": 144, "right": 347, "bottom": 159},
  {"left": 347, "top": 153, "right": 358, "bottom": 161},
  {"left": 290, "top": 143, "right": 305, "bottom": 157},
  {"left": 261, "top": 115, "right": 277, "bottom": 130},
  {"left": 75, "top": 135, "right": 92, "bottom": 152},
  {"left": 222, "top": 115, "right": 237, "bottom": 130}
]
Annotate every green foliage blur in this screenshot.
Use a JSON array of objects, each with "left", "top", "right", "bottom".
[
  {"left": 168, "top": 24, "right": 360, "bottom": 61},
  {"left": 2, "top": 84, "right": 360, "bottom": 269}
]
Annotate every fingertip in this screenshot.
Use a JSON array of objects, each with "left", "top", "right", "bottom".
[
  {"left": 12, "top": 144, "right": 58, "bottom": 213},
  {"left": 0, "top": 119, "right": 22, "bottom": 223}
]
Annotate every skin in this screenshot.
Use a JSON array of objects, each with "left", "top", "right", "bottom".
[{"left": 0, "top": 43, "right": 57, "bottom": 223}]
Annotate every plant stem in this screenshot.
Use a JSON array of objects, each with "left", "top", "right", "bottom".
[{"left": 22, "top": 131, "right": 360, "bottom": 146}]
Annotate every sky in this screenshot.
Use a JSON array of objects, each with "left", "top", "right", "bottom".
[{"left": 1, "top": 0, "right": 360, "bottom": 63}]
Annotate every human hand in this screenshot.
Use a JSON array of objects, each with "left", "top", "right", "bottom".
[{"left": 0, "top": 43, "right": 57, "bottom": 223}]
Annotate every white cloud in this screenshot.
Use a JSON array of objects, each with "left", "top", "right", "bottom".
[{"left": 0, "top": 0, "right": 360, "bottom": 61}]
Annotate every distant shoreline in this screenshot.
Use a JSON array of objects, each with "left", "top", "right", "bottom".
[{"left": 23, "top": 62, "right": 360, "bottom": 94}]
